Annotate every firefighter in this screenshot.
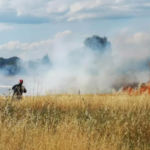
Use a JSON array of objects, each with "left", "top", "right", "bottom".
[{"left": 12, "top": 79, "right": 27, "bottom": 100}]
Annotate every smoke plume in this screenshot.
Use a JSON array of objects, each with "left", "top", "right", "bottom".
[{"left": 0, "top": 31, "right": 150, "bottom": 95}]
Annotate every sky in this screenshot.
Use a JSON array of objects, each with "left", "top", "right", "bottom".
[{"left": 0, "top": 0, "right": 150, "bottom": 94}]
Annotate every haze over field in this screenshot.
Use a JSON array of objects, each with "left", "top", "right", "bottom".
[{"left": 0, "top": 0, "right": 150, "bottom": 94}]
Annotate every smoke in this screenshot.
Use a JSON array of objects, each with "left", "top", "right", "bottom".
[
  {"left": 112, "top": 74, "right": 139, "bottom": 90},
  {"left": 0, "top": 55, "right": 52, "bottom": 76},
  {"left": 0, "top": 30, "right": 150, "bottom": 95}
]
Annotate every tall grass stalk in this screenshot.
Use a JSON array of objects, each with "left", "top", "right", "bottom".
[{"left": 0, "top": 94, "right": 149, "bottom": 150}]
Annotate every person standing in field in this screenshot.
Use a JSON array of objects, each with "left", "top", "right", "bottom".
[{"left": 12, "top": 79, "right": 27, "bottom": 100}]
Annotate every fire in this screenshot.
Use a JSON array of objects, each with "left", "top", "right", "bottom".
[{"left": 122, "top": 81, "right": 150, "bottom": 94}]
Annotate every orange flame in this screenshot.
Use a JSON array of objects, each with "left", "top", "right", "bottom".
[{"left": 121, "top": 81, "right": 150, "bottom": 95}]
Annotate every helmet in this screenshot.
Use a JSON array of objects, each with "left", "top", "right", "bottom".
[{"left": 19, "top": 79, "right": 23, "bottom": 83}]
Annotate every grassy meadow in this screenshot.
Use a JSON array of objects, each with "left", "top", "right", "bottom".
[{"left": 0, "top": 93, "right": 150, "bottom": 150}]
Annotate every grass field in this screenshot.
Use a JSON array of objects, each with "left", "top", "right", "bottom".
[{"left": 0, "top": 93, "right": 150, "bottom": 150}]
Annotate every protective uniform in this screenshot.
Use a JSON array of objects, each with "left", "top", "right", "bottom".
[{"left": 12, "top": 80, "right": 27, "bottom": 100}]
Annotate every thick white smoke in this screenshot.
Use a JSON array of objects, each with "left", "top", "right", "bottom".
[{"left": 0, "top": 30, "right": 150, "bottom": 95}]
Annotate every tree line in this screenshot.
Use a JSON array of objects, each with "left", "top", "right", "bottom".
[{"left": 0, "top": 54, "right": 52, "bottom": 76}]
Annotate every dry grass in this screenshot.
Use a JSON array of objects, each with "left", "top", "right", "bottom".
[{"left": 0, "top": 93, "right": 150, "bottom": 150}]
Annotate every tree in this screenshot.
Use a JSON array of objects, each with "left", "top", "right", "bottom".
[
  {"left": 84, "top": 35, "right": 111, "bottom": 52},
  {"left": 41, "top": 54, "right": 51, "bottom": 65}
]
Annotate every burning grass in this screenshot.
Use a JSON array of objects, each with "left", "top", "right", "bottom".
[{"left": 0, "top": 94, "right": 150, "bottom": 150}]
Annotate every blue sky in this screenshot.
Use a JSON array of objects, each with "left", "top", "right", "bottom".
[{"left": 0, "top": 0, "right": 150, "bottom": 60}]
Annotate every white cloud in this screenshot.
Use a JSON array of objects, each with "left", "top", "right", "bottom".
[
  {"left": 55, "top": 30, "right": 72, "bottom": 38},
  {"left": 0, "top": 0, "right": 149, "bottom": 23},
  {"left": 69, "top": 1, "right": 103, "bottom": 13},
  {"left": 0, "top": 24, "right": 13, "bottom": 31},
  {"left": 67, "top": 13, "right": 97, "bottom": 22},
  {"left": 1, "top": 29, "right": 150, "bottom": 63},
  {"left": 9, "top": 0, "right": 50, "bottom": 16},
  {"left": 47, "top": 1, "right": 68, "bottom": 14},
  {"left": 0, "top": 30, "right": 82, "bottom": 60},
  {"left": 112, "top": 31, "right": 150, "bottom": 60},
  {"left": 65, "top": 0, "right": 150, "bottom": 21}
]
